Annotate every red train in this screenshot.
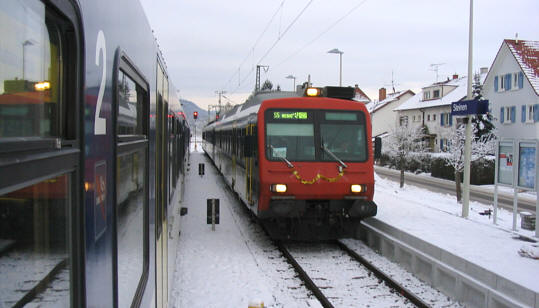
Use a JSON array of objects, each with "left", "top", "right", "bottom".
[{"left": 202, "top": 86, "right": 380, "bottom": 239}]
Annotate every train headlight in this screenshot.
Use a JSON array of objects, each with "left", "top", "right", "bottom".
[
  {"left": 270, "top": 184, "right": 287, "bottom": 193},
  {"left": 350, "top": 184, "right": 366, "bottom": 193},
  {"left": 305, "top": 87, "right": 321, "bottom": 97}
]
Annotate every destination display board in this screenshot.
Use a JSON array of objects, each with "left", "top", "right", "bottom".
[{"left": 272, "top": 111, "right": 309, "bottom": 120}]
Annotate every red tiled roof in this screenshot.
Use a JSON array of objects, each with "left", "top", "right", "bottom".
[{"left": 504, "top": 39, "right": 539, "bottom": 94}]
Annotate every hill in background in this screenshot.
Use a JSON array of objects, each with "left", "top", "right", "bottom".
[{"left": 181, "top": 99, "right": 208, "bottom": 135}]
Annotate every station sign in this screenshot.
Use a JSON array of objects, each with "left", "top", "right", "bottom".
[{"left": 451, "top": 99, "right": 489, "bottom": 116}]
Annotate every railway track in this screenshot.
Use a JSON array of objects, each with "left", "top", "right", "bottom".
[{"left": 276, "top": 240, "right": 431, "bottom": 308}]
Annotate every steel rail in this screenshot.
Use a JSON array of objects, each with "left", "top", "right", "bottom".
[
  {"left": 275, "top": 241, "right": 335, "bottom": 308},
  {"left": 336, "top": 240, "right": 431, "bottom": 308}
]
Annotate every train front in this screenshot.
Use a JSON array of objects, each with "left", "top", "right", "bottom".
[{"left": 257, "top": 87, "right": 378, "bottom": 240}]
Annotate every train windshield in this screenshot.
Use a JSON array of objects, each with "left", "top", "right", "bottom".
[
  {"left": 265, "top": 109, "right": 367, "bottom": 162},
  {"left": 320, "top": 111, "right": 367, "bottom": 162},
  {"left": 266, "top": 123, "right": 316, "bottom": 161}
]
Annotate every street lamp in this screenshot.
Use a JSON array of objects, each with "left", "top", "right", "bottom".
[
  {"left": 285, "top": 75, "right": 296, "bottom": 91},
  {"left": 22, "top": 40, "right": 34, "bottom": 80},
  {"left": 327, "top": 48, "right": 343, "bottom": 86}
]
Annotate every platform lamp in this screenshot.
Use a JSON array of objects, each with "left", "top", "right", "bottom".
[
  {"left": 327, "top": 48, "right": 343, "bottom": 86},
  {"left": 285, "top": 75, "right": 296, "bottom": 91}
]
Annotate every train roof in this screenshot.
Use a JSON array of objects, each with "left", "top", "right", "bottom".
[
  {"left": 204, "top": 86, "right": 358, "bottom": 130},
  {"left": 205, "top": 90, "right": 299, "bottom": 130}
]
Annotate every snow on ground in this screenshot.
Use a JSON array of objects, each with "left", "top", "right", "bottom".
[
  {"left": 170, "top": 147, "right": 320, "bottom": 308},
  {"left": 372, "top": 173, "right": 539, "bottom": 291},
  {"left": 171, "top": 142, "right": 538, "bottom": 307}
]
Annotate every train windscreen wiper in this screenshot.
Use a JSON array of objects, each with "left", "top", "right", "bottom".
[
  {"left": 321, "top": 144, "right": 348, "bottom": 170},
  {"left": 270, "top": 145, "right": 294, "bottom": 168}
]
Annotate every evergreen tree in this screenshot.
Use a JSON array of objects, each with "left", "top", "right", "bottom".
[
  {"left": 471, "top": 72, "right": 495, "bottom": 140},
  {"left": 261, "top": 79, "right": 273, "bottom": 91}
]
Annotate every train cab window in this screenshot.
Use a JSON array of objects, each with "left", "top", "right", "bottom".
[
  {"left": 115, "top": 54, "right": 149, "bottom": 307},
  {"left": 0, "top": 0, "right": 63, "bottom": 139},
  {"left": 266, "top": 123, "right": 315, "bottom": 161},
  {"left": 321, "top": 111, "right": 367, "bottom": 162},
  {"left": 266, "top": 110, "right": 315, "bottom": 161},
  {"left": 0, "top": 174, "right": 71, "bottom": 307}
]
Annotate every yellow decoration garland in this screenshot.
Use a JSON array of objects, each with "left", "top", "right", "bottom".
[{"left": 292, "top": 169, "right": 344, "bottom": 185}]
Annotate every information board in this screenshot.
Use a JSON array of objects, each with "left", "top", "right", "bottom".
[
  {"left": 498, "top": 142, "right": 514, "bottom": 186},
  {"left": 518, "top": 142, "right": 536, "bottom": 189}
]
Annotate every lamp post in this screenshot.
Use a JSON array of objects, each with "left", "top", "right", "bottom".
[
  {"left": 327, "top": 48, "right": 343, "bottom": 86},
  {"left": 22, "top": 40, "right": 34, "bottom": 80},
  {"left": 462, "top": 0, "right": 473, "bottom": 218},
  {"left": 285, "top": 75, "right": 296, "bottom": 91}
]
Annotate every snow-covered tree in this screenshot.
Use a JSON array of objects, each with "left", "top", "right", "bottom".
[
  {"left": 471, "top": 71, "right": 495, "bottom": 140},
  {"left": 261, "top": 79, "right": 273, "bottom": 91},
  {"left": 384, "top": 125, "right": 427, "bottom": 188},
  {"left": 442, "top": 122, "right": 495, "bottom": 202}
]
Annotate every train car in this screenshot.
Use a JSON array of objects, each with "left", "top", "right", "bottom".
[
  {"left": 202, "top": 86, "right": 380, "bottom": 240},
  {"left": 0, "top": 1, "right": 189, "bottom": 307}
]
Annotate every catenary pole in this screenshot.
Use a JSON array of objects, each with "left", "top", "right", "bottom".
[{"left": 462, "top": 0, "right": 473, "bottom": 218}]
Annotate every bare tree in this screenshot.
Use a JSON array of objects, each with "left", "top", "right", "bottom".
[
  {"left": 442, "top": 122, "right": 495, "bottom": 202},
  {"left": 384, "top": 125, "right": 427, "bottom": 188}
]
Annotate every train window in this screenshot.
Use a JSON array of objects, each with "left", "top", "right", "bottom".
[
  {"left": 266, "top": 123, "right": 315, "bottom": 161},
  {"left": 116, "top": 148, "right": 146, "bottom": 307},
  {"left": 0, "top": 0, "right": 63, "bottom": 138},
  {"left": 0, "top": 174, "right": 71, "bottom": 307},
  {"left": 321, "top": 112, "right": 367, "bottom": 162},
  {"left": 0, "top": 0, "right": 81, "bottom": 304},
  {"left": 118, "top": 70, "right": 144, "bottom": 136},
  {"left": 115, "top": 54, "right": 149, "bottom": 307}
]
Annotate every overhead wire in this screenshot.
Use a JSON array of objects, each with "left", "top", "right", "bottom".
[
  {"left": 229, "top": 0, "right": 315, "bottom": 95},
  {"left": 221, "top": 0, "right": 286, "bottom": 91},
  {"left": 275, "top": 0, "right": 369, "bottom": 69}
]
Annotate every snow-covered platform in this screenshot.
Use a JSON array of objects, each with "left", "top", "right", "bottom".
[{"left": 359, "top": 175, "right": 539, "bottom": 308}]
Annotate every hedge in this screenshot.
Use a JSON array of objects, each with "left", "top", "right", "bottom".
[{"left": 377, "top": 155, "right": 494, "bottom": 185}]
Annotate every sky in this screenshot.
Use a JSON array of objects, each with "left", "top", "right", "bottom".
[{"left": 140, "top": 0, "right": 539, "bottom": 110}]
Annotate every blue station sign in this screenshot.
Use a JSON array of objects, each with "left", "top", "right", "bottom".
[{"left": 451, "top": 99, "right": 489, "bottom": 116}]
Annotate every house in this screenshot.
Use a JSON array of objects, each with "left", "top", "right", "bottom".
[
  {"left": 352, "top": 84, "right": 371, "bottom": 104},
  {"left": 393, "top": 71, "right": 486, "bottom": 152},
  {"left": 365, "top": 87, "right": 414, "bottom": 138},
  {"left": 482, "top": 39, "right": 539, "bottom": 140}
]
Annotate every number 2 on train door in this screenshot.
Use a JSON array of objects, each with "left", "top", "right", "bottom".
[{"left": 94, "top": 30, "right": 107, "bottom": 135}]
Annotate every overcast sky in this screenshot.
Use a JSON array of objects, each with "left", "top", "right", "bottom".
[{"left": 140, "top": 0, "right": 538, "bottom": 110}]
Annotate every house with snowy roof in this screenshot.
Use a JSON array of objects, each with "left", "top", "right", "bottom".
[
  {"left": 365, "top": 87, "right": 414, "bottom": 138},
  {"left": 394, "top": 71, "right": 486, "bottom": 152},
  {"left": 482, "top": 39, "right": 539, "bottom": 140},
  {"left": 352, "top": 84, "right": 371, "bottom": 104}
]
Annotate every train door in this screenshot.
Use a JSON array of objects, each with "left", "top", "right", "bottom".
[
  {"left": 231, "top": 126, "right": 237, "bottom": 189},
  {"left": 246, "top": 123, "right": 256, "bottom": 206},
  {"left": 113, "top": 52, "right": 150, "bottom": 307},
  {"left": 155, "top": 60, "right": 169, "bottom": 308}
]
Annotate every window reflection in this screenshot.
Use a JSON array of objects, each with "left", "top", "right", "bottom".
[
  {"left": 0, "top": 0, "right": 62, "bottom": 138},
  {"left": 118, "top": 70, "right": 144, "bottom": 135},
  {"left": 0, "top": 174, "right": 70, "bottom": 307},
  {"left": 117, "top": 148, "right": 146, "bottom": 307}
]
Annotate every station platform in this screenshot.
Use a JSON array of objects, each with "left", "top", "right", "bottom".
[{"left": 359, "top": 174, "right": 539, "bottom": 308}]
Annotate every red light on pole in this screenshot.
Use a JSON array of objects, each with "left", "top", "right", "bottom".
[{"left": 193, "top": 111, "right": 198, "bottom": 120}]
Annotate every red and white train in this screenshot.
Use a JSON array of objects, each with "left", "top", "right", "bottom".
[{"left": 202, "top": 86, "right": 380, "bottom": 240}]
